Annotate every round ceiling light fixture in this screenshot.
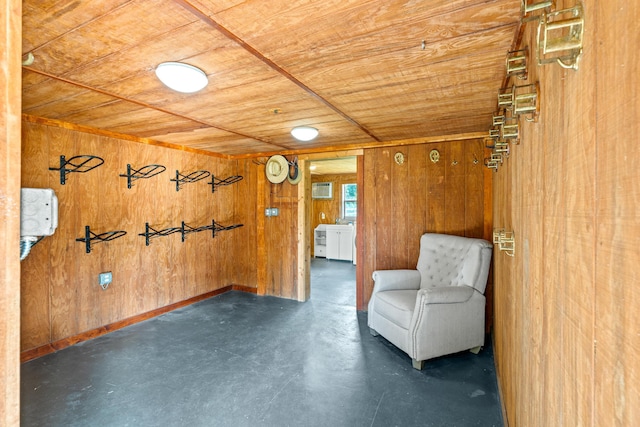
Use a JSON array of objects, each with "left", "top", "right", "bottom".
[
  {"left": 291, "top": 126, "right": 319, "bottom": 142},
  {"left": 155, "top": 62, "right": 208, "bottom": 93}
]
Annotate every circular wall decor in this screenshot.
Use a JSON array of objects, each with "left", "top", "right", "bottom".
[
  {"left": 394, "top": 152, "right": 405, "bottom": 165},
  {"left": 429, "top": 149, "right": 440, "bottom": 163}
]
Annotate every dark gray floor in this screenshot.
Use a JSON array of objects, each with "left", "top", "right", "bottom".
[{"left": 21, "top": 259, "right": 503, "bottom": 427}]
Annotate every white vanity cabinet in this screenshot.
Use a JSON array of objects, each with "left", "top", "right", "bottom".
[
  {"left": 314, "top": 225, "right": 327, "bottom": 258},
  {"left": 325, "top": 225, "right": 354, "bottom": 261}
]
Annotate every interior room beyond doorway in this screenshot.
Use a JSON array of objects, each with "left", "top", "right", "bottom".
[{"left": 309, "top": 156, "right": 358, "bottom": 306}]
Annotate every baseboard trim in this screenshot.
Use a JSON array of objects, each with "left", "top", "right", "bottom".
[
  {"left": 21, "top": 285, "right": 257, "bottom": 363},
  {"left": 492, "top": 332, "right": 509, "bottom": 427}
]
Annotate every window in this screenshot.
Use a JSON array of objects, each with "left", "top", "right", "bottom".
[{"left": 342, "top": 183, "right": 357, "bottom": 220}]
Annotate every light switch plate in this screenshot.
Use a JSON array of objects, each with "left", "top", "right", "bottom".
[{"left": 98, "top": 272, "right": 112, "bottom": 290}]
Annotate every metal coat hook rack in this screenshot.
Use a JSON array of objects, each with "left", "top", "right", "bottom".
[
  {"left": 49, "top": 155, "right": 104, "bottom": 185},
  {"left": 185, "top": 220, "right": 244, "bottom": 239},
  {"left": 485, "top": 152, "right": 504, "bottom": 171},
  {"left": 536, "top": 2, "right": 584, "bottom": 70},
  {"left": 495, "top": 141, "right": 511, "bottom": 157},
  {"left": 139, "top": 222, "right": 182, "bottom": 246},
  {"left": 170, "top": 170, "right": 210, "bottom": 192},
  {"left": 522, "top": 0, "right": 554, "bottom": 18},
  {"left": 119, "top": 164, "right": 166, "bottom": 189},
  {"left": 498, "top": 83, "right": 540, "bottom": 122},
  {"left": 208, "top": 175, "right": 243, "bottom": 193},
  {"left": 210, "top": 220, "right": 244, "bottom": 237},
  {"left": 501, "top": 116, "right": 520, "bottom": 143},
  {"left": 493, "top": 229, "right": 516, "bottom": 257},
  {"left": 76, "top": 225, "right": 127, "bottom": 254},
  {"left": 506, "top": 48, "right": 529, "bottom": 80},
  {"left": 180, "top": 221, "right": 201, "bottom": 242}
]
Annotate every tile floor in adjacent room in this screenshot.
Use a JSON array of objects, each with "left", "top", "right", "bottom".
[{"left": 21, "top": 259, "right": 503, "bottom": 427}]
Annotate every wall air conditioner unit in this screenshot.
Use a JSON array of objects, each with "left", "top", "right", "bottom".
[
  {"left": 20, "top": 188, "right": 58, "bottom": 261},
  {"left": 312, "top": 182, "right": 333, "bottom": 199}
]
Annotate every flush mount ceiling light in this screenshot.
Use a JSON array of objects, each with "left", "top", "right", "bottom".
[
  {"left": 291, "top": 126, "right": 319, "bottom": 141},
  {"left": 155, "top": 62, "right": 208, "bottom": 93}
]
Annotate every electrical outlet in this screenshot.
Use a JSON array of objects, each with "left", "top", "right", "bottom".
[{"left": 98, "top": 272, "right": 112, "bottom": 290}]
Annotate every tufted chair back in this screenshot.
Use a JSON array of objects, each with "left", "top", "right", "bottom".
[{"left": 416, "top": 233, "right": 493, "bottom": 293}]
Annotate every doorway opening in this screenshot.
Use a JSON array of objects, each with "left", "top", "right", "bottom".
[{"left": 308, "top": 156, "right": 358, "bottom": 307}]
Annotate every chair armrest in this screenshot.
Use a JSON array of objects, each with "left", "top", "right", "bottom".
[
  {"left": 417, "top": 285, "right": 474, "bottom": 304},
  {"left": 372, "top": 270, "right": 421, "bottom": 293}
]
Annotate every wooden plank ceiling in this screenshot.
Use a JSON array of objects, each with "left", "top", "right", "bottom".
[{"left": 21, "top": 0, "right": 520, "bottom": 158}]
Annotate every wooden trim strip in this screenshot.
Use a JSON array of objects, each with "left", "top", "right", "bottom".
[
  {"left": 229, "top": 284, "right": 259, "bottom": 294},
  {"left": 24, "top": 114, "right": 486, "bottom": 161},
  {"left": 22, "top": 114, "right": 232, "bottom": 159},
  {"left": 20, "top": 285, "right": 257, "bottom": 363},
  {"left": 493, "top": 333, "right": 510, "bottom": 426},
  {"left": 355, "top": 154, "right": 365, "bottom": 310},
  {"left": 500, "top": 20, "right": 526, "bottom": 90},
  {"left": 231, "top": 132, "right": 487, "bottom": 159},
  {"left": 173, "top": 0, "right": 381, "bottom": 142},
  {"left": 2, "top": 0, "right": 23, "bottom": 423},
  {"left": 22, "top": 67, "right": 287, "bottom": 150}
]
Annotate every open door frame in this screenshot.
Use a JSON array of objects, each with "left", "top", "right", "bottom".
[
  {"left": 299, "top": 151, "right": 364, "bottom": 308},
  {"left": 355, "top": 155, "right": 365, "bottom": 310},
  {"left": 1, "top": 0, "right": 23, "bottom": 424}
]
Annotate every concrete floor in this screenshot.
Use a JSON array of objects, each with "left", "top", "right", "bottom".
[{"left": 21, "top": 259, "right": 503, "bottom": 426}]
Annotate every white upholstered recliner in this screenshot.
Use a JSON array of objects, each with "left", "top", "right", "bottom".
[{"left": 367, "top": 233, "right": 493, "bottom": 370}]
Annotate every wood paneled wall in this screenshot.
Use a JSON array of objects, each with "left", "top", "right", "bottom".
[
  {"left": 360, "top": 140, "right": 492, "bottom": 311},
  {"left": 493, "top": 1, "right": 639, "bottom": 425},
  {"left": 310, "top": 173, "right": 357, "bottom": 256},
  {"left": 1, "top": 0, "right": 22, "bottom": 424},
  {"left": 258, "top": 167, "right": 305, "bottom": 300},
  {"left": 232, "top": 159, "right": 259, "bottom": 288},
  {"left": 20, "top": 121, "right": 250, "bottom": 352}
]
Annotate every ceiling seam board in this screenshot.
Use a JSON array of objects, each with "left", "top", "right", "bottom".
[
  {"left": 172, "top": 0, "right": 382, "bottom": 143},
  {"left": 21, "top": 2, "right": 289, "bottom": 151},
  {"left": 23, "top": 66, "right": 289, "bottom": 151},
  {"left": 21, "top": 0, "right": 521, "bottom": 157}
]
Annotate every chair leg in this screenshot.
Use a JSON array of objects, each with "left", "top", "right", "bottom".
[
  {"left": 369, "top": 328, "right": 379, "bottom": 337},
  {"left": 412, "top": 359, "right": 425, "bottom": 370},
  {"left": 469, "top": 346, "right": 482, "bottom": 354}
]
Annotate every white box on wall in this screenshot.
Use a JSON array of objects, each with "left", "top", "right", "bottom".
[
  {"left": 312, "top": 182, "right": 332, "bottom": 199},
  {"left": 20, "top": 188, "right": 58, "bottom": 237}
]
